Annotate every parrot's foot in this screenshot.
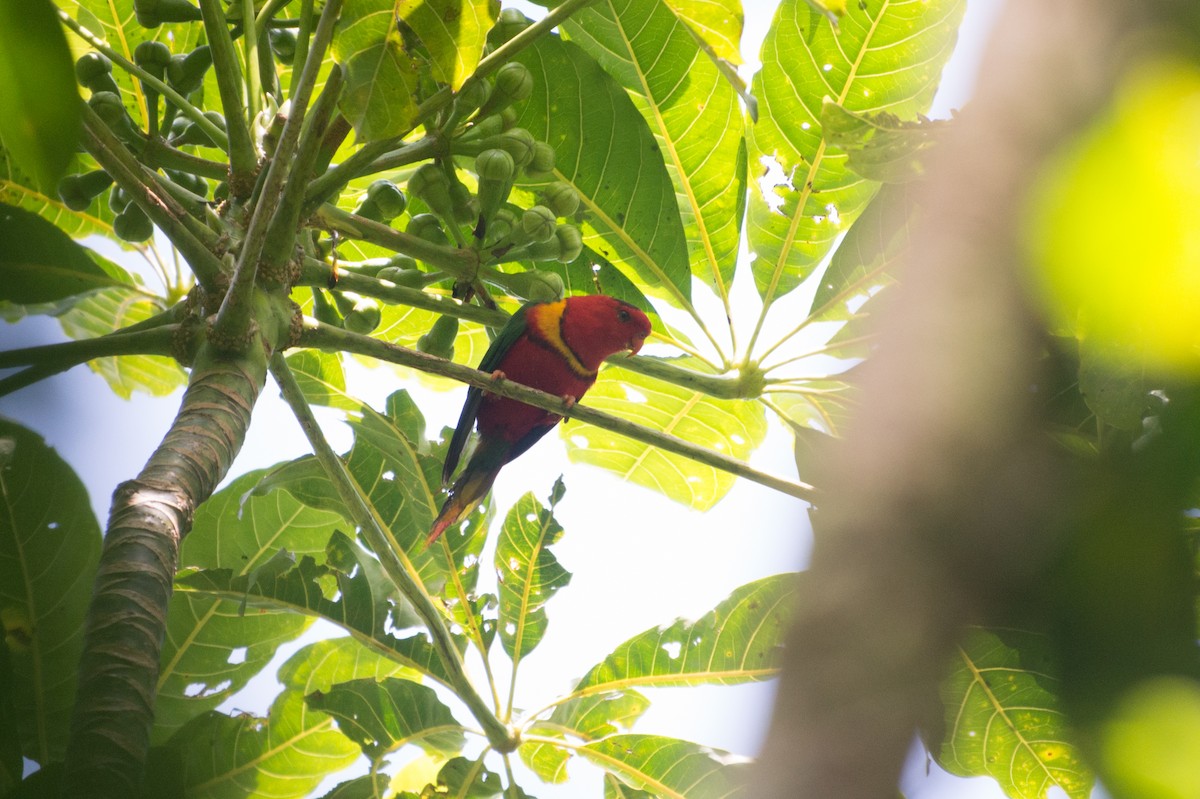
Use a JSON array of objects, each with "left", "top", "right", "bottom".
[
  {"left": 561, "top": 395, "right": 577, "bottom": 409},
  {"left": 490, "top": 369, "right": 507, "bottom": 382}
]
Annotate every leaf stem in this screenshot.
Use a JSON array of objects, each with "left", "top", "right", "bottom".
[
  {"left": 241, "top": 0, "right": 264, "bottom": 123},
  {"left": 267, "top": 352, "right": 516, "bottom": 751},
  {"left": 198, "top": 0, "right": 258, "bottom": 192},
  {"left": 298, "top": 320, "right": 817, "bottom": 503}
]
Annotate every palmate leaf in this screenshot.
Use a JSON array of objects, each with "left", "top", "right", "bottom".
[
  {"left": 932, "top": 628, "right": 1093, "bottom": 799},
  {"left": 396, "top": 0, "right": 496, "bottom": 90},
  {"left": 512, "top": 34, "right": 691, "bottom": 306},
  {"left": 176, "top": 532, "right": 454, "bottom": 687},
  {"left": 57, "top": 286, "right": 186, "bottom": 398},
  {"left": 660, "top": 0, "right": 742, "bottom": 66},
  {"left": 495, "top": 484, "right": 571, "bottom": 663},
  {"left": 154, "top": 470, "right": 349, "bottom": 741},
  {"left": 580, "top": 735, "right": 749, "bottom": 799},
  {"left": 334, "top": 0, "right": 421, "bottom": 141},
  {"left": 747, "top": 0, "right": 964, "bottom": 300},
  {"left": 307, "top": 677, "right": 465, "bottom": 760},
  {"left": 562, "top": 361, "right": 766, "bottom": 510},
  {"left": 286, "top": 349, "right": 362, "bottom": 411},
  {"left": 164, "top": 691, "right": 360, "bottom": 799},
  {"left": 0, "top": 420, "right": 100, "bottom": 765},
  {"left": 821, "top": 101, "right": 948, "bottom": 184},
  {"left": 520, "top": 690, "right": 650, "bottom": 784},
  {"left": 562, "top": 0, "right": 746, "bottom": 299},
  {"left": 570, "top": 573, "right": 796, "bottom": 696}
]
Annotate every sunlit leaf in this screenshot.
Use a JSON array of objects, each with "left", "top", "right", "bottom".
[
  {"left": 286, "top": 349, "right": 361, "bottom": 411},
  {"left": 334, "top": 0, "right": 421, "bottom": 141},
  {"left": 821, "top": 101, "right": 947, "bottom": 183},
  {"left": 1077, "top": 339, "right": 1153, "bottom": 433},
  {"left": 155, "top": 470, "right": 347, "bottom": 741},
  {"left": 747, "top": 0, "right": 964, "bottom": 299},
  {"left": 932, "top": 627, "right": 1093, "bottom": 799},
  {"left": 0, "top": 0, "right": 81, "bottom": 191},
  {"left": 571, "top": 573, "right": 796, "bottom": 696},
  {"left": 308, "top": 677, "right": 465, "bottom": 759},
  {"left": 563, "top": 0, "right": 746, "bottom": 298},
  {"left": 495, "top": 485, "right": 571, "bottom": 663},
  {"left": 563, "top": 361, "right": 767, "bottom": 510},
  {"left": 512, "top": 34, "right": 691, "bottom": 304},
  {"left": 580, "top": 735, "right": 749, "bottom": 799},
  {"left": 434, "top": 756, "right": 503, "bottom": 798},
  {"left": 397, "top": 0, "right": 497, "bottom": 90},
  {"left": 0, "top": 147, "right": 114, "bottom": 238},
  {"left": 520, "top": 690, "right": 650, "bottom": 783},
  {"left": 0, "top": 203, "right": 126, "bottom": 303},
  {"left": 1100, "top": 677, "right": 1200, "bottom": 799},
  {"left": 0, "top": 420, "right": 100, "bottom": 764},
  {"left": 57, "top": 286, "right": 186, "bottom": 398},
  {"left": 165, "top": 691, "right": 360, "bottom": 799}
]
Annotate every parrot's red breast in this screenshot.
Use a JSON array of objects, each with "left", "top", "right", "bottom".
[{"left": 428, "top": 295, "right": 652, "bottom": 543}]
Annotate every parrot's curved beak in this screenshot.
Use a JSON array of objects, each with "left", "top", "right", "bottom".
[{"left": 626, "top": 336, "right": 646, "bottom": 356}]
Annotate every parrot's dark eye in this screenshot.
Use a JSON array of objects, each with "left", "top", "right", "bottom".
[{"left": 617, "top": 309, "right": 631, "bottom": 322}]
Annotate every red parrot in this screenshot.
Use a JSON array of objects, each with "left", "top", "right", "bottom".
[{"left": 428, "top": 294, "right": 652, "bottom": 543}]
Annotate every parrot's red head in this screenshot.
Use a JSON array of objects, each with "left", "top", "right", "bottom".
[{"left": 559, "top": 295, "right": 652, "bottom": 371}]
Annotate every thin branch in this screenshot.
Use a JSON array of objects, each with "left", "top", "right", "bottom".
[
  {"left": 0, "top": 325, "right": 178, "bottom": 371},
  {"left": 267, "top": 353, "right": 516, "bottom": 751},
  {"left": 299, "top": 320, "right": 818, "bottom": 503},
  {"left": 313, "top": 204, "right": 481, "bottom": 276},
  {"left": 198, "top": 0, "right": 258, "bottom": 189}
]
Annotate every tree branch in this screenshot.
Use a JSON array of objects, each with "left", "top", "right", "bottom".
[
  {"left": 197, "top": 0, "right": 258, "bottom": 191},
  {"left": 298, "top": 320, "right": 817, "bottom": 503}
]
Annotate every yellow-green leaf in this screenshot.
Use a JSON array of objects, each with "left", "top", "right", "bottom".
[{"left": 397, "top": 0, "right": 497, "bottom": 90}]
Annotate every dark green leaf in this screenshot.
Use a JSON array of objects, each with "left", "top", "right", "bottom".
[
  {"left": 307, "top": 677, "right": 465, "bottom": 760},
  {"left": 932, "top": 628, "right": 1093, "bottom": 799},
  {"left": 0, "top": 0, "right": 81, "bottom": 191},
  {"left": 513, "top": 35, "right": 691, "bottom": 303},
  {"left": 0, "top": 420, "right": 100, "bottom": 764},
  {"left": 496, "top": 489, "right": 571, "bottom": 662},
  {"left": 0, "top": 203, "right": 124, "bottom": 303}
]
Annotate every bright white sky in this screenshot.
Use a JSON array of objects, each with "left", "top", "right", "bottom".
[{"left": 0, "top": 1, "right": 1050, "bottom": 797}]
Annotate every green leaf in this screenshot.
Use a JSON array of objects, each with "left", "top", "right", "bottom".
[
  {"left": 0, "top": 420, "right": 100, "bottom": 764},
  {"left": 166, "top": 692, "right": 360, "bottom": 799},
  {"left": 660, "top": 0, "right": 743, "bottom": 66},
  {"left": 307, "top": 677, "right": 466, "bottom": 760},
  {"left": 512, "top": 35, "right": 691, "bottom": 304},
  {"left": 932, "top": 628, "right": 1093, "bottom": 799},
  {"left": 0, "top": 0, "right": 81, "bottom": 191},
  {"left": 286, "top": 349, "right": 362, "bottom": 411},
  {"left": 520, "top": 690, "right": 650, "bottom": 783},
  {"left": 572, "top": 573, "right": 796, "bottom": 695},
  {"left": 1078, "top": 339, "right": 1153, "bottom": 433},
  {"left": 747, "top": 0, "right": 965, "bottom": 299},
  {"left": 562, "top": 361, "right": 767, "bottom": 510},
  {"left": 334, "top": 0, "right": 421, "bottom": 141},
  {"left": 820, "top": 101, "right": 947, "bottom": 183},
  {"left": 580, "top": 735, "right": 749, "bottom": 799},
  {"left": 397, "top": 0, "right": 497, "bottom": 90},
  {"left": 176, "top": 532, "right": 455, "bottom": 687},
  {"left": 317, "top": 774, "right": 396, "bottom": 799},
  {"left": 495, "top": 486, "right": 571, "bottom": 663},
  {"left": 605, "top": 774, "right": 654, "bottom": 799},
  {"left": 57, "top": 286, "right": 186, "bottom": 398},
  {"left": 278, "top": 637, "right": 423, "bottom": 693},
  {"left": 0, "top": 203, "right": 125, "bottom": 303},
  {"left": 435, "top": 756, "right": 503, "bottom": 799},
  {"left": 563, "top": 0, "right": 746, "bottom": 298},
  {"left": 154, "top": 471, "right": 347, "bottom": 741}
]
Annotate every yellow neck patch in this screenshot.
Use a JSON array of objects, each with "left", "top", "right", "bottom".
[{"left": 526, "top": 301, "right": 593, "bottom": 378}]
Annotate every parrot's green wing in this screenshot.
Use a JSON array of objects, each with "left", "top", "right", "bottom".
[{"left": 441, "top": 302, "right": 533, "bottom": 484}]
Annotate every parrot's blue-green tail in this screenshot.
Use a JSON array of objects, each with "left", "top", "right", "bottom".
[{"left": 427, "top": 443, "right": 506, "bottom": 545}]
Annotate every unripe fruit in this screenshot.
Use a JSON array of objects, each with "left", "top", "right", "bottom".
[
  {"left": 554, "top": 225, "right": 583, "bottom": 263},
  {"left": 75, "top": 53, "right": 120, "bottom": 96},
  {"left": 521, "top": 205, "right": 557, "bottom": 243},
  {"left": 474, "top": 62, "right": 533, "bottom": 121},
  {"left": 418, "top": 315, "right": 459, "bottom": 360},
  {"left": 449, "top": 180, "right": 476, "bottom": 224},
  {"left": 333, "top": 291, "right": 382, "bottom": 335},
  {"left": 168, "top": 46, "right": 212, "bottom": 95},
  {"left": 134, "top": 41, "right": 172, "bottom": 78},
  {"left": 487, "top": 128, "right": 535, "bottom": 168},
  {"left": 541, "top": 182, "right": 579, "bottom": 218},
  {"left": 113, "top": 205, "right": 154, "bottom": 242},
  {"left": 385, "top": 253, "right": 418, "bottom": 271},
  {"left": 526, "top": 141, "right": 556, "bottom": 175},
  {"left": 58, "top": 170, "right": 114, "bottom": 211},
  {"left": 89, "top": 92, "right": 144, "bottom": 148},
  {"left": 269, "top": 28, "right": 296, "bottom": 62},
  {"left": 165, "top": 169, "right": 207, "bottom": 197},
  {"left": 407, "top": 163, "right": 456, "bottom": 223},
  {"left": 407, "top": 213, "right": 450, "bottom": 246},
  {"left": 134, "top": 0, "right": 202, "bottom": 27},
  {"left": 311, "top": 288, "right": 343, "bottom": 328},
  {"left": 455, "top": 78, "right": 491, "bottom": 118},
  {"left": 377, "top": 266, "right": 428, "bottom": 287},
  {"left": 109, "top": 184, "right": 133, "bottom": 214},
  {"left": 366, "top": 179, "right": 407, "bottom": 220},
  {"left": 490, "top": 8, "right": 531, "bottom": 45},
  {"left": 503, "top": 268, "right": 564, "bottom": 302},
  {"left": 475, "top": 148, "right": 515, "bottom": 229},
  {"left": 483, "top": 207, "right": 516, "bottom": 247}
]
